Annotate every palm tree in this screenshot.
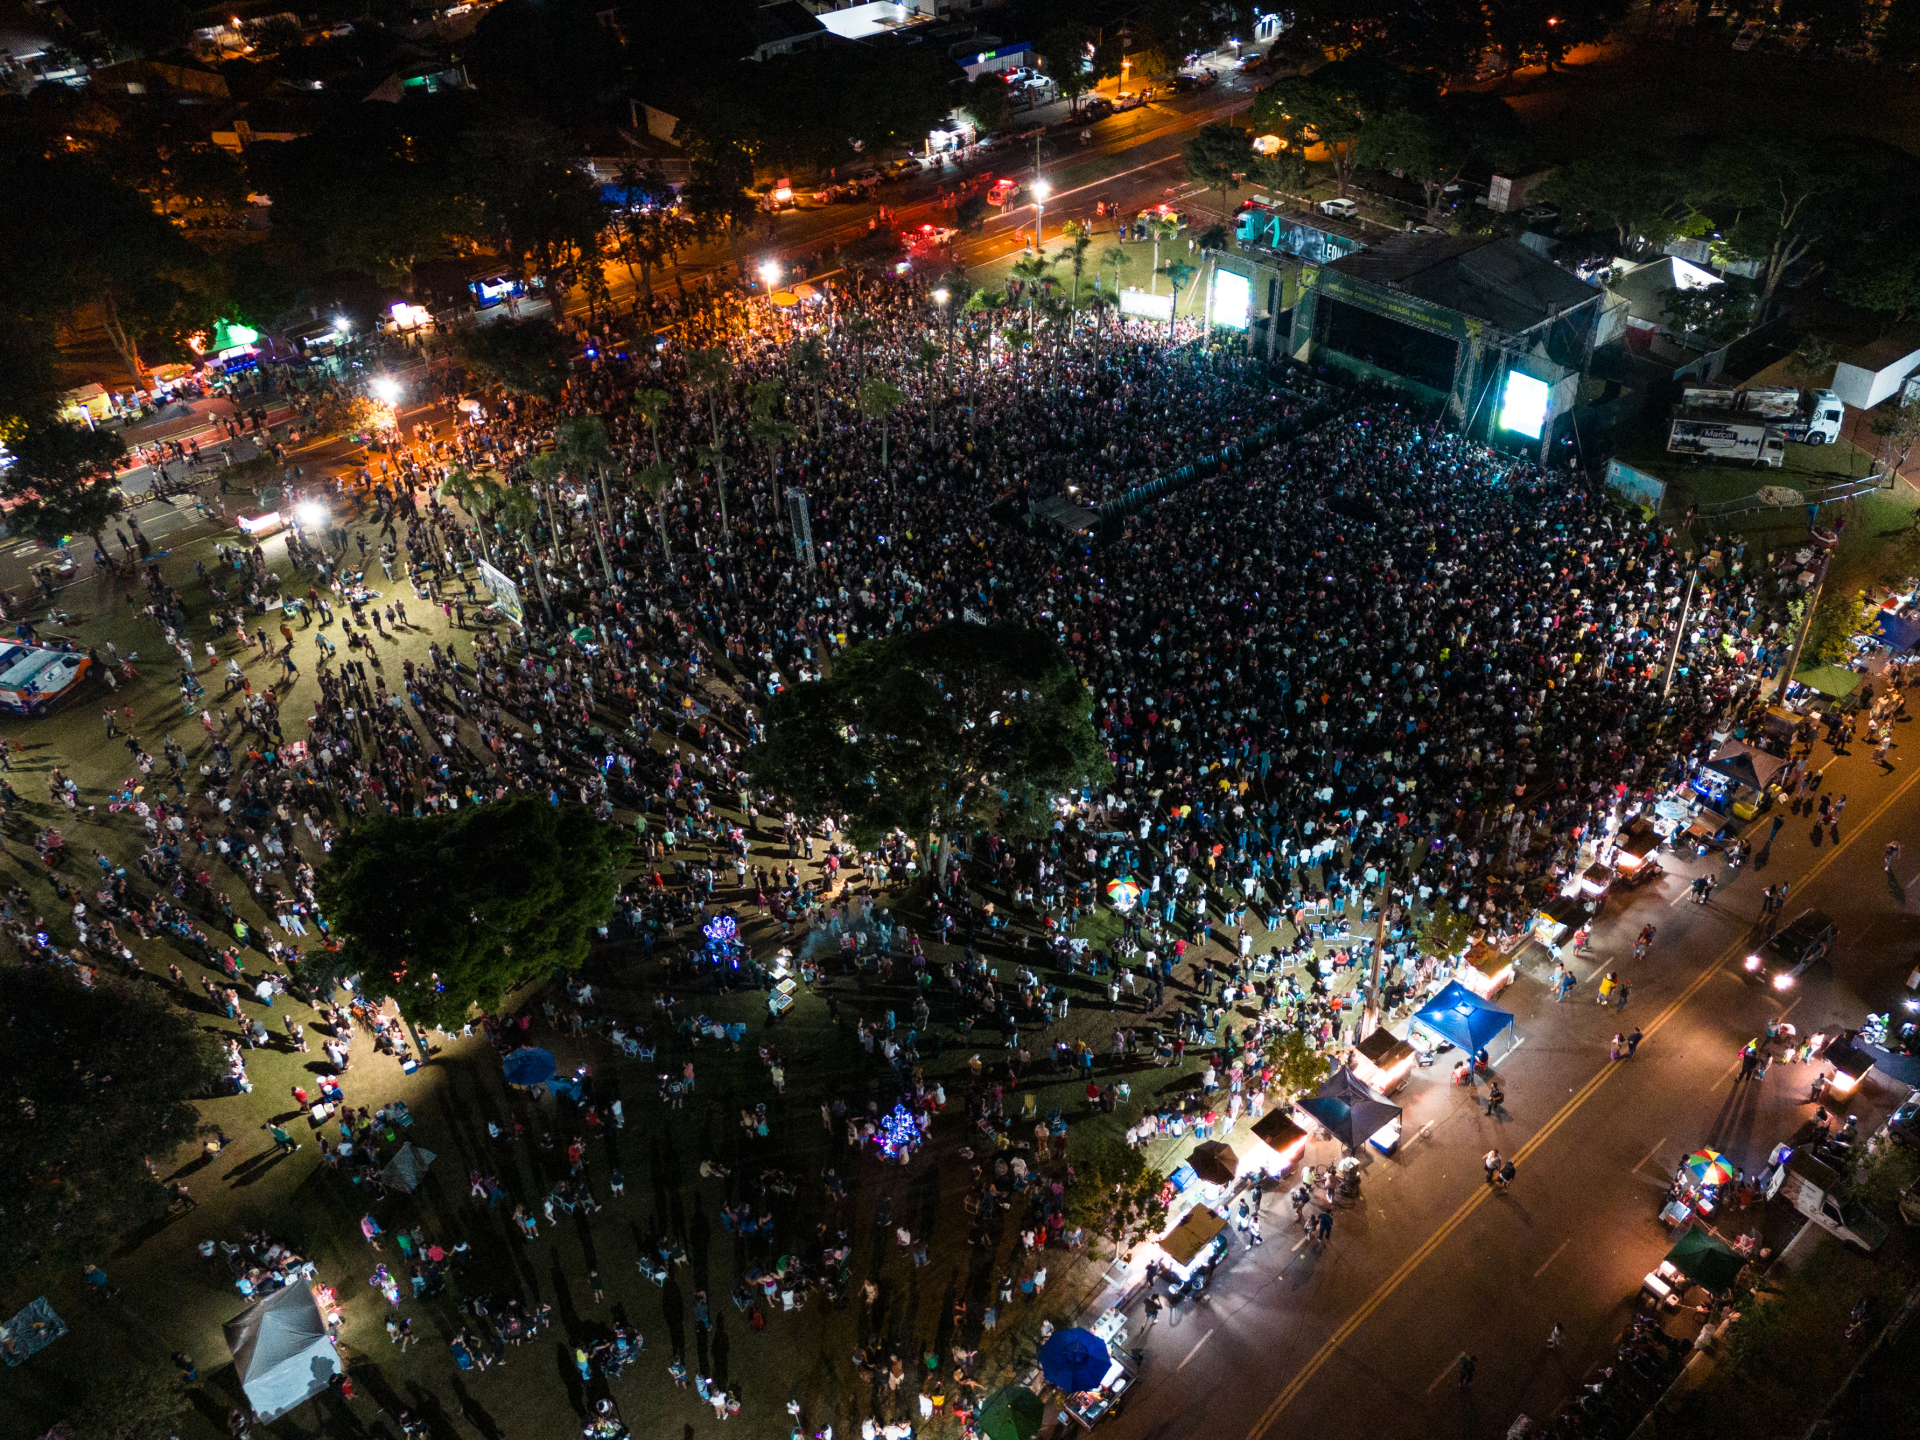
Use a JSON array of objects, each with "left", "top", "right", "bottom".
[
  {"left": 631, "top": 388, "right": 670, "bottom": 466},
  {"left": 553, "top": 416, "right": 615, "bottom": 580},
  {"left": 1083, "top": 290, "right": 1116, "bottom": 358},
  {"left": 916, "top": 338, "right": 943, "bottom": 444},
  {"left": 792, "top": 336, "right": 829, "bottom": 442},
  {"left": 1147, "top": 218, "right": 1181, "bottom": 294},
  {"left": 856, "top": 378, "right": 906, "bottom": 471},
  {"left": 635, "top": 461, "right": 675, "bottom": 561},
  {"left": 1099, "top": 245, "right": 1130, "bottom": 301},
  {"left": 748, "top": 378, "right": 799, "bottom": 494},
  {"left": 686, "top": 348, "right": 735, "bottom": 540},
  {"left": 493, "top": 481, "right": 550, "bottom": 620},
  {"left": 844, "top": 313, "right": 880, "bottom": 390},
  {"left": 1009, "top": 252, "right": 1057, "bottom": 317},
  {"left": 1059, "top": 220, "right": 1094, "bottom": 309},
  {"left": 1160, "top": 260, "right": 1198, "bottom": 341},
  {"left": 442, "top": 464, "right": 504, "bottom": 562}
]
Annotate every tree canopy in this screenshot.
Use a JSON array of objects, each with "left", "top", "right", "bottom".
[
  {"left": 746, "top": 621, "right": 1111, "bottom": 846},
  {"left": 313, "top": 795, "right": 624, "bottom": 1031},
  {"left": 0, "top": 415, "right": 129, "bottom": 555},
  {"left": 453, "top": 316, "right": 572, "bottom": 399},
  {"left": 0, "top": 964, "right": 218, "bottom": 1280}
]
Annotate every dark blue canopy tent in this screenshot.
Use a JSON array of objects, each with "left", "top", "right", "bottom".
[
  {"left": 1411, "top": 981, "right": 1516, "bottom": 1055},
  {"left": 1297, "top": 1067, "right": 1400, "bottom": 1152}
]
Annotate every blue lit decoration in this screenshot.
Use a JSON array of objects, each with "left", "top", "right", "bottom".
[
  {"left": 701, "top": 911, "right": 743, "bottom": 969},
  {"left": 877, "top": 1103, "right": 921, "bottom": 1160}
]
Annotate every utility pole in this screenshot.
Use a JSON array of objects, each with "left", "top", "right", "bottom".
[
  {"left": 1661, "top": 568, "right": 1699, "bottom": 700},
  {"left": 1773, "top": 549, "right": 1832, "bottom": 703}
]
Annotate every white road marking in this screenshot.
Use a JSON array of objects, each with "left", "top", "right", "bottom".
[
  {"left": 1631, "top": 1138, "right": 1667, "bottom": 1176},
  {"left": 1177, "top": 1328, "right": 1215, "bottom": 1370},
  {"left": 1532, "top": 1239, "right": 1571, "bottom": 1279},
  {"left": 1426, "top": 1353, "right": 1467, "bottom": 1393}
]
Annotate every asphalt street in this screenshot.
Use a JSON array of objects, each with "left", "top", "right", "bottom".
[{"left": 1108, "top": 728, "right": 1920, "bottom": 1440}]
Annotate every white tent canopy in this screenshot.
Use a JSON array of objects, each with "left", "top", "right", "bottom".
[{"left": 224, "top": 1283, "right": 341, "bottom": 1422}]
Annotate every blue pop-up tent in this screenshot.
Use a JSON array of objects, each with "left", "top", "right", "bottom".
[
  {"left": 1411, "top": 980, "right": 1515, "bottom": 1055},
  {"left": 1875, "top": 609, "right": 1920, "bottom": 653}
]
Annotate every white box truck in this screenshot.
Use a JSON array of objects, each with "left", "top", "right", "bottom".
[
  {"left": 1667, "top": 416, "right": 1788, "bottom": 468},
  {"left": 1679, "top": 385, "right": 1846, "bottom": 444}
]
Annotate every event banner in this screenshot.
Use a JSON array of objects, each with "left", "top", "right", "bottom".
[
  {"left": 1117, "top": 288, "right": 1174, "bottom": 322},
  {"left": 1299, "top": 264, "right": 1484, "bottom": 342},
  {"left": 476, "top": 558, "right": 525, "bottom": 627}
]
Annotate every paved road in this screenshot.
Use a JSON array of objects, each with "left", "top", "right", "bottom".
[{"left": 1108, "top": 730, "right": 1920, "bottom": 1440}]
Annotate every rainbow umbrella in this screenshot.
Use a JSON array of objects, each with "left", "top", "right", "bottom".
[
  {"left": 1684, "top": 1149, "right": 1735, "bottom": 1185},
  {"left": 1105, "top": 878, "right": 1142, "bottom": 913}
]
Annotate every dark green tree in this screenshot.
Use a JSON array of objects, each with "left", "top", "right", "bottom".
[
  {"left": 247, "top": 108, "right": 479, "bottom": 287},
  {"left": 1832, "top": 240, "right": 1920, "bottom": 322},
  {"left": 1183, "top": 123, "right": 1251, "bottom": 224},
  {"left": 460, "top": 116, "right": 609, "bottom": 296},
  {"left": 0, "top": 153, "right": 217, "bottom": 389},
  {"left": 1264, "top": 1028, "right": 1332, "bottom": 1098},
  {"left": 1883, "top": 0, "right": 1920, "bottom": 66},
  {"left": 1356, "top": 94, "right": 1523, "bottom": 220},
  {"left": 747, "top": 621, "right": 1112, "bottom": 846},
  {"left": 1063, "top": 1141, "right": 1168, "bottom": 1255},
  {"left": 679, "top": 131, "right": 760, "bottom": 277},
  {"left": 1700, "top": 137, "right": 1846, "bottom": 304},
  {"left": 453, "top": 317, "right": 571, "bottom": 399},
  {"left": 1247, "top": 60, "right": 1405, "bottom": 196},
  {"left": 0, "top": 415, "right": 129, "bottom": 559},
  {"left": 313, "top": 796, "right": 623, "bottom": 1032},
  {"left": 1534, "top": 152, "right": 1705, "bottom": 257},
  {"left": 0, "top": 965, "right": 217, "bottom": 1280}
]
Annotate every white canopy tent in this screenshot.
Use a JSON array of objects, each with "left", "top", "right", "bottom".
[
  {"left": 380, "top": 1141, "right": 435, "bottom": 1194},
  {"left": 224, "top": 1283, "right": 341, "bottom": 1422}
]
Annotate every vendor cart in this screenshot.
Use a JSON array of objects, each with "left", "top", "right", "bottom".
[
  {"left": 1530, "top": 895, "right": 1589, "bottom": 950},
  {"left": 1606, "top": 817, "right": 1663, "bottom": 888}
]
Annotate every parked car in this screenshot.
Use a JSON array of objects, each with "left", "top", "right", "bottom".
[
  {"left": 1742, "top": 909, "right": 1838, "bottom": 990},
  {"left": 1518, "top": 202, "right": 1560, "bottom": 226},
  {"left": 1317, "top": 197, "right": 1359, "bottom": 219},
  {"left": 1079, "top": 96, "right": 1114, "bottom": 119},
  {"left": 882, "top": 158, "right": 920, "bottom": 179},
  {"left": 988, "top": 177, "right": 1021, "bottom": 207}
]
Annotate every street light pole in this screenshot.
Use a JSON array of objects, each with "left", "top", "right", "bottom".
[
  {"left": 1661, "top": 568, "right": 1699, "bottom": 700},
  {"left": 1031, "top": 177, "right": 1051, "bottom": 252}
]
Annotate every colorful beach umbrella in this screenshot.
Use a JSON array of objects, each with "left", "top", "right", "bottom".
[
  {"left": 1684, "top": 1149, "right": 1735, "bottom": 1185},
  {"left": 1105, "top": 877, "right": 1142, "bottom": 913}
]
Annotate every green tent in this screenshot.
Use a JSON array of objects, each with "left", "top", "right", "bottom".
[
  {"left": 1665, "top": 1226, "right": 1746, "bottom": 1295},
  {"left": 979, "top": 1385, "right": 1045, "bottom": 1440},
  {"left": 1794, "top": 664, "right": 1861, "bottom": 699}
]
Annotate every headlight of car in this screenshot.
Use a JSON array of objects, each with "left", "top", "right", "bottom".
[
  {"left": 1772, "top": 973, "right": 1795, "bottom": 991},
  {"left": 1744, "top": 955, "right": 1761, "bottom": 972}
]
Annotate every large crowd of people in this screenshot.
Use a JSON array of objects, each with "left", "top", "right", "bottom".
[{"left": 15, "top": 268, "right": 1801, "bottom": 1439}]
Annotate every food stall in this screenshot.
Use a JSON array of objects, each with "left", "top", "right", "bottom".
[
  {"left": 1606, "top": 816, "right": 1664, "bottom": 887},
  {"left": 1657, "top": 1148, "right": 1741, "bottom": 1231},
  {"left": 1529, "top": 895, "right": 1590, "bottom": 951},
  {"left": 1455, "top": 936, "right": 1517, "bottom": 999},
  {"left": 1153, "top": 1206, "right": 1228, "bottom": 1285},
  {"left": 1297, "top": 1067, "right": 1402, "bottom": 1156},
  {"left": 1698, "top": 742, "right": 1788, "bottom": 821},
  {"left": 1817, "top": 1031, "right": 1875, "bottom": 1100},
  {"left": 1350, "top": 1025, "right": 1417, "bottom": 1095},
  {"left": 1248, "top": 1109, "right": 1310, "bottom": 1173},
  {"left": 766, "top": 949, "right": 798, "bottom": 1017},
  {"left": 1410, "top": 981, "right": 1516, "bottom": 1065},
  {"left": 1571, "top": 861, "right": 1616, "bottom": 906},
  {"left": 1642, "top": 1226, "right": 1746, "bottom": 1310},
  {"left": 1039, "top": 1326, "right": 1137, "bottom": 1430}
]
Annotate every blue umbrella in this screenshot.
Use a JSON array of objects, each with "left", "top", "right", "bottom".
[
  {"left": 1036, "top": 1328, "right": 1111, "bottom": 1392},
  {"left": 502, "top": 1047, "right": 556, "bottom": 1087}
]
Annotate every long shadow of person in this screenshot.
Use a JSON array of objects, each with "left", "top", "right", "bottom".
[{"left": 447, "top": 1376, "right": 501, "bottom": 1440}]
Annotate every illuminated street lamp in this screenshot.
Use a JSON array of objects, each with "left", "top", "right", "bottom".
[
  {"left": 759, "top": 259, "right": 782, "bottom": 289},
  {"left": 932, "top": 287, "right": 950, "bottom": 307},
  {"left": 370, "top": 376, "right": 400, "bottom": 404},
  {"left": 1031, "top": 178, "right": 1052, "bottom": 249}
]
